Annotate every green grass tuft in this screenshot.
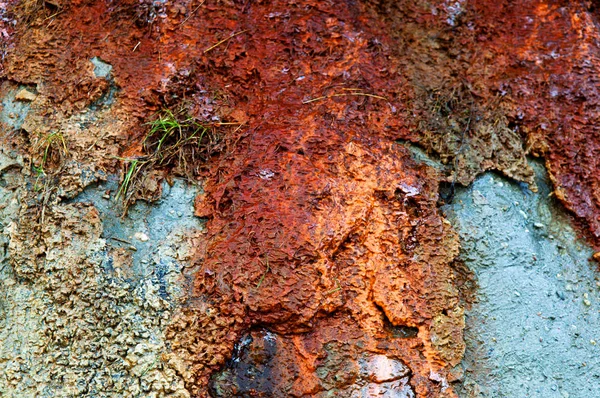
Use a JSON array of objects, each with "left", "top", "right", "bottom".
[{"left": 115, "top": 107, "right": 221, "bottom": 211}]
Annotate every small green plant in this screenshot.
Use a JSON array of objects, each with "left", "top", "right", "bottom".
[
  {"left": 32, "top": 165, "right": 45, "bottom": 192},
  {"left": 116, "top": 107, "right": 220, "bottom": 210},
  {"left": 255, "top": 257, "right": 270, "bottom": 289},
  {"left": 144, "top": 108, "right": 211, "bottom": 166},
  {"left": 32, "top": 165, "right": 44, "bottom": 176},
  {"left": 115, "top": 158, "right": 143, "bottom": 201},
  {"left": 32, "top": 130, "right": 68, "bottom": 177},
  {"left": 29, "top": 130, "right": 67, "bottom": 224}
]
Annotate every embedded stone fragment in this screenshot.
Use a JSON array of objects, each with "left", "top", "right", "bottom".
[{"left": 14, "top": 88, "right": 36, "bottom": 102}]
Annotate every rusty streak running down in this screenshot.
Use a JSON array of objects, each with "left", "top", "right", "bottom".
[
  {"left": 2, "top": 0, "right": 600, "bottom": 396},
  {"left": 173, "top": 2, "right": 465, "bottom": 395}
]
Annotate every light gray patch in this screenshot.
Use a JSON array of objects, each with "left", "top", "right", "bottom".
[
  {"left": 89, "top": 57, "right": 118, "bottom": 109},
  {"left": 72, "top": 176, "right": 204, "bottom": 295},
  {"left": 440, "top": 159, "right": 600, "bottom": 397},
  {"left": 352, "top": 379, "right": 415, "bottom": 398},
  {"left": 91, "top": 56, "right": 113, "bottom": 78},
  {"left": 0, "top": 86, "right": 33, "bottom": 130},
  {"left": 358, "top": 354, "right": 410, "bottom": 383}
]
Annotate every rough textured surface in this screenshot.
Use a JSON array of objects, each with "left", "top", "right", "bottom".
[
  {"left": 0, "top": 168, "right": 202, "bottom": 396},
  {"left": 0, "top": 74, "right": 203, "bottom": 395},
  {"left": 466, "top": 1, "right": 600, "bottom": 246},
  {"left": 191, "top": 139, "right": 464, "bottom": 396},
  {"left": 210, "top": 328, "right": 416, "bottom": 397},
  {"left": 392, "top": 0, "right": 600, "bottom": 247},
  {"left": 443, "top": 159, "right": 600, "bottom": 397},
  {"left": 372, "top": 1, "right": 536, "bottom": 189},
  {"left": 2, "top": 0, "right": 600, "bottom": 397}
]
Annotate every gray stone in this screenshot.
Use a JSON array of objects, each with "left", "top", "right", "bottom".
[
  {"left": 441, "top": 159, "right": 600, "bottom": 398},
  {"left": 90, "top": 56, "right": 113, "bottom": 78}
]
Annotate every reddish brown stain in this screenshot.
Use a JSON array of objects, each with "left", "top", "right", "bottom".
[
  {"left": 180, "top": 2, "right": 464, "bottom": 396},
  {"left": 483, "top": 1, "right": 600, "bottom": 245}
]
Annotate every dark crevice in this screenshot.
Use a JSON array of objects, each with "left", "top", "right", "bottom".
[{"left": 374, "top": 301, "right": 419, "bottom": 338}]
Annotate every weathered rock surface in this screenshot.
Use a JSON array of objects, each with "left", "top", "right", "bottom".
[
  {"left": 444, "top": 160, "right": 600, "bottom": 397},
  {"left": 1, "top": 0, "right": 600, "bottom": 397}
]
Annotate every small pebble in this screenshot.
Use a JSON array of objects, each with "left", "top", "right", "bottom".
[
  {"left": 134, "top": 232, "right": 149, "bottom": 242},
  {"left": 565, "top": 284, "right": 573, "bottom": 291}
]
